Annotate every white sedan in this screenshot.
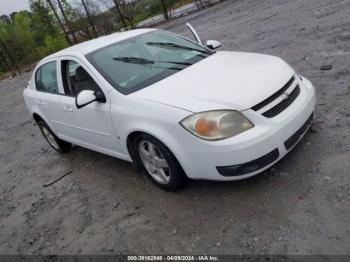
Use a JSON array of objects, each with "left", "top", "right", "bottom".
[{"left": 23, "top": 26, "right": 316, "bottom": 191}]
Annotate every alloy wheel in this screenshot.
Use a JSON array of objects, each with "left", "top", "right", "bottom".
[{"left": 138, "top": 140, "right": 171, "bottom": 184}]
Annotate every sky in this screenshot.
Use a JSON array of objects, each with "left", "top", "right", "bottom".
[{"left": 0, "top": 0, "right": 30, "bottom": 15}]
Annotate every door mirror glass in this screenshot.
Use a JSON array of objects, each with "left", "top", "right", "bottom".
[
  {"left": 206, "top": 40, "right": 222, "bottom": 50},
  {"left": 75, "top": 90, "right": 97, "bottom": 109}
]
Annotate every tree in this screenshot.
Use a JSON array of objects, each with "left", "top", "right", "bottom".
[
  {"left": 56, "top": 0, "right": 78, "bottom": 43},
  {"left": 0, "top": 15, "right": 11, "bottom": 24},
  {"left": 44, "top": 0, "right": 72, "bottom": 45},
  {"left": 0, "top": 0, "right": 69, "bottom": 76},
  {"left": 71, "top": 6, "right": 94, "bottom": 40},
  {"left": 44, "top": 34, "right": 68, "bottom": 53},
  {"left": 81, "top": 0, "right": 98, "bottom": 37},
  {"left": 0, "top": 48, "right": 14, "bottom": 75},
  {"left": 9, "top": 12, "right": 18, "bottom": 23},
  {"left": 159, "top": 0, "right": 170, "bottom": 20},
  {"left": 0, "top": 21, "right": 21, "bottom": 75},
  {"left": 0, "top": 38, "right": 20, "bottom": 75},
  {"left": 103, "top": 0, "right": 137, "bottom": 29},
  {"left": 13, "top": 11, "right": 37, "bottom": 68},
  {"left": 119, "top": 0, "right": 137, "bottom": 29},
  {"left": 112, "top": 0, "right": 127, "bottom": 28},
  {"left": 30, "top": 0, "right": 57, "bottom": 40}
]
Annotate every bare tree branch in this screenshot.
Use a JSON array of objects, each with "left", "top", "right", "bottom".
[{"left": 45, "top": 0, "right": 72, "bottom": 45}]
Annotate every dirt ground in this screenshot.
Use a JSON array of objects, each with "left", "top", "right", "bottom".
[{"left": 1, "top": 0, "right": 350, "bottom": 255}]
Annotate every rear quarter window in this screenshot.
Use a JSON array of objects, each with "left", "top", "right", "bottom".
[{"left": 35, "top": 62, "right": 59, "bottom": 94}]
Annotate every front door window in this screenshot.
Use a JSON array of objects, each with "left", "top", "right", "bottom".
[{"left": 61, "top": 60, "right": 102, "bottom": 96}]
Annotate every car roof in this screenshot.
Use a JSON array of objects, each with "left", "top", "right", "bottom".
[{"left": 45, "top": 28, "right": 156, "bottom": 60}]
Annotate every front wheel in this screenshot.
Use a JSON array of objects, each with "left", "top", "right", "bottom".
[
  {"left": 134, "top": 134, "right": 186, "bottom": 191},
  {"left": 37, "top": 120, "right": 71, "bottom": 153}
]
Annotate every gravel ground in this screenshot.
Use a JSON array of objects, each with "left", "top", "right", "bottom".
[{"left": 1, "top": 0, "right": 350, "bottom": 255}]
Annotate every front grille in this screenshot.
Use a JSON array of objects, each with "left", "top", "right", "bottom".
[
  {"left": 262, "top": 85, "right": 300, "bottom": 118},
  {"left": 252, "top": 77, "right": 295, "bottom": 111},
  {"left": 251, "top": 76, "right": 301, "bottom": 118}
]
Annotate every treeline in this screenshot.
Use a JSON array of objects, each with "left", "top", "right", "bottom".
[{"left": 0, "top": 0, "right": 209, "bottom": 78}]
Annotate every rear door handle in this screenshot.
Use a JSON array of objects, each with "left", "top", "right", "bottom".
[
  {"left": 36, "top": 100, "right": 47, "bottom": 108},
  {"left": 63, "top": 106, "right": 73, "bottom": 113}
]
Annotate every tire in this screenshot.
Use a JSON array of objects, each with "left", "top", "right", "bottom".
[
  {"left": 37, "top": 120, "right": 71, "bottom": 153},
  {"left": 133, "top": 134, "right": 186, "bottom": 191}
]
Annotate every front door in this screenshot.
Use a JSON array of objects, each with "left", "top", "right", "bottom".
[{"left": 57, "top": 58, "right": 121, "bottom": 156}]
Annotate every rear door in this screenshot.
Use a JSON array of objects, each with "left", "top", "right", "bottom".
[{"left": 33, "top": 61, "right": 63, "bottom": 133}]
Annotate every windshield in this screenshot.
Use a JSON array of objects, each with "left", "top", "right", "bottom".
[{"left": 86, "top": 30, "right": 213, "bottom": 94}]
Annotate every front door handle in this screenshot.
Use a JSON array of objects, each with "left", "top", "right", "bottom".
[{"left": 63, "top": 106, "right": 73, "bottom": 113}]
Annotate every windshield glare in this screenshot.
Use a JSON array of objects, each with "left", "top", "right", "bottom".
[{"left": 86, "top": 30, "right": 212, "bottom": 94}]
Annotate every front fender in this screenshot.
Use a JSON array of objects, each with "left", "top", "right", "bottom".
[{"left": 109, "top": 93, "right": 191, "bottom": 159}]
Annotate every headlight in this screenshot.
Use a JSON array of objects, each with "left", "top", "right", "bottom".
[{"left": 180, "top": 110, "right": 254, "bottom": 141}]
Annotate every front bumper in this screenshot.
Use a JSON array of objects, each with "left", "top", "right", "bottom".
[
  {"left": 216, "top": 112, "right": 314, "bottom": 177},
  {"left": 165, "top": 76, "right": 316, "bottom": 181}
]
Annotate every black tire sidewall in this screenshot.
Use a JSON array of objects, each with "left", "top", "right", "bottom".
[
  {"left": 134, "top": 134, "right": 186, "bottom": 191},
  {"left": 37, "top": 120, "right": 71, "bottom": 153}
]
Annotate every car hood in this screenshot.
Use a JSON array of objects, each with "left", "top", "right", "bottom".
[{"left": 131, "top": 51, "right": 295, "bottom": 112}]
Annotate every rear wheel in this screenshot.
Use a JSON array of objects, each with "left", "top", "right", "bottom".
[
  {"left": 37, "top": 120, "right": 71, "bottom": 153},
  {"left": 134, "top": 134, "right": 186, "bottom": 191}
]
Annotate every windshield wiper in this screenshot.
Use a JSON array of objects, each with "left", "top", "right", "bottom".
[
  {"left": 145, "top": 42, "right": 212, "bottom": 55},
  {"left": 113, "top": 56, "right": 193, "bottom": 66},
  {"left": 113, "top": 57, "right": 153, "bottom": 65}
]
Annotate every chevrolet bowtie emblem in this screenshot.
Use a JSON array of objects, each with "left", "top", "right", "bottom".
[{"left": 281, "top": 92, "right": 290, "bottom": 100}]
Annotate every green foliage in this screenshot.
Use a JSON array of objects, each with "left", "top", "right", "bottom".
[
  {"left": 13, "top": 11, "right": 37, "bottom": 61},
  {"left": 30, "top": 0, "right": 59, "bottom": 47},
  {"left": 44, "top": 34, "right": 68, "bottom": 54},
  {"left": 0, "top": 0, "right": 69, "bottom": 74}
]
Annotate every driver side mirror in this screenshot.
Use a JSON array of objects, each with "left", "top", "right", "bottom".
[
  {"left": 186, "top": 23, "right": 221, "bottom": 50},
  {"left": 206, "top": 40, "right": 222, "bottom": 50},
  {"left": 76, "top": 90, "right": 106, "bottom": 109}
]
